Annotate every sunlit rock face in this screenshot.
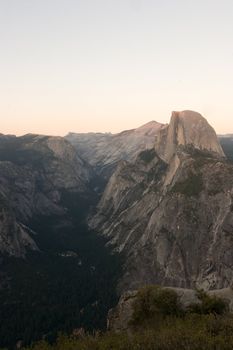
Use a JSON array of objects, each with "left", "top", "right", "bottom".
[
  {"left": 155, "top": 110, "right": 225, "bottom": 163},
  {"left": 90, "top": 111, "right": 233, "bottom": 293},
  {"left": 66, "top": 121, "right": 164, "bottom": 180}
]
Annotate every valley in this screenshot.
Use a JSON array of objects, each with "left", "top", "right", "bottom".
[
  {"left": 0, "top": 112, "right": 233, "bottom": 348},
  {"left": 0, "top": 134, "right": 121, "bottom": 348}
]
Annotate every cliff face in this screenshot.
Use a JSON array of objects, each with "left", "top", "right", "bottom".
[
  {"left": 90, "top": 111, "right": 233, "bottom": 292},
  {"left": 155, "top": 111, "right": 225, "bottom": 163},
  {"left": 0, "top": 134, "right": 94, "bottom": 256},
  {"left": 66, "top": 121, "right": 164, "bottom": 179},
  {"left": 0, "top": 193, "right": 38, "bottom": 257}
]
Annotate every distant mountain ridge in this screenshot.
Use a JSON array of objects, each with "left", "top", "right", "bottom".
[{"left": 66, "top": 121, "right": 164, "bottom": 180}]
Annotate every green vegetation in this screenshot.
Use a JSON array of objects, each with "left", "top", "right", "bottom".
[
  {"left": 19, "top": 316, "right": 233, "bottom": 350},
  {"left": 139, "top": 149, "right": 156, "bottom": 163},
  {"left": 15, "top": 286, "right": 232, "bottom": 350},
  {"left": 188, "top": 289, "right": 228, "bottom": 315},
  {"left": 131, "top": 286, "right": 228, "bottom": 324},
  {"left": 130, "top": 285, "right": 182, "bottom": 325},
  {"left": 20, "top": 311, "right": 233, "bottom": 349},
  {"left": 172, "top": 173, "right": 203, "bottom": 196}
]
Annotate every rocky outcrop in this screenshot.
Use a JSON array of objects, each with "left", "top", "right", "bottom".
[
  {"left": 155, "top": 111, "right": 225, "bottom": 162},
  {"left": 108, "top": 287, "right": 233, "bottom": 332},
  {"left": 0, "top": 194, "right": 38, "bottom": 257},
  {"left": 66, "top": 121, "right": 164, "bottom": 179},
  {"left": 107, "top": 290, "right": 138, "bottom": 331},
  {"left": 90, "top": 111, "right": 233, "bottom": 292},
  {"left": 0, "top": 134, "right": 94, "bottom": 256}
]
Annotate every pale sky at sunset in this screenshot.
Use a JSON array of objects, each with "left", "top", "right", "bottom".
[{"left": 1, "top": 0, "right": 233, "bottom": 136}]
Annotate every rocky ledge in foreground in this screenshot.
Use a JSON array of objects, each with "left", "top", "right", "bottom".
[{"left": 108, "top": 286, "right": 233, "bottom": 332}]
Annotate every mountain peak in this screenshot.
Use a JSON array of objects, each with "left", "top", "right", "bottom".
[
  {"left": 155, "top": 110, "right": 225, "bottom": 162},
  {"left": 133, "top": 120, "right": 164, "bottom": 137},
  {"left": 171, "top": 110, "right": 203, "bottom": 119},
  {"left": 137, "top": 120, "right": 163, "bottom": 130}
]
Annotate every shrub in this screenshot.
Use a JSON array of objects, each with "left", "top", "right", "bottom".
[
  {"left": 171, "top": 173, "right": 203, "bottom": 196},
  {"left": 25, "top": 314, "right": 233, "bottom": 350},
  {"left": 188, "top": 289, "right": 228, "bottom": 316},
  {"left": 21, "top": 287, "right": 232, "bottom": 350},
  {"left": 130, "top": 285, "right": 182, "bottom": 325},
  {"left": 139, "top": 149, "right": 156, "bottom": 163}
]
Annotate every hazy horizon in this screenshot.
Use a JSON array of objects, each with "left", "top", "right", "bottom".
[
  {"left": 1, "top": 112, "right": 233, "bottom": 138},
  {"left": 1, "top": 0, "right": 233, "bottom": 136}
]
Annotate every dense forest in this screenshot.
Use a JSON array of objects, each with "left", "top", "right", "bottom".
[{"left": 0, "top": 191, "right": 122, "bottom": 349}]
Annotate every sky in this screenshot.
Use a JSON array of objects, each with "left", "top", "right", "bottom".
[{"left": 1, "top": 0, "right": 233, "bottom": 136}]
